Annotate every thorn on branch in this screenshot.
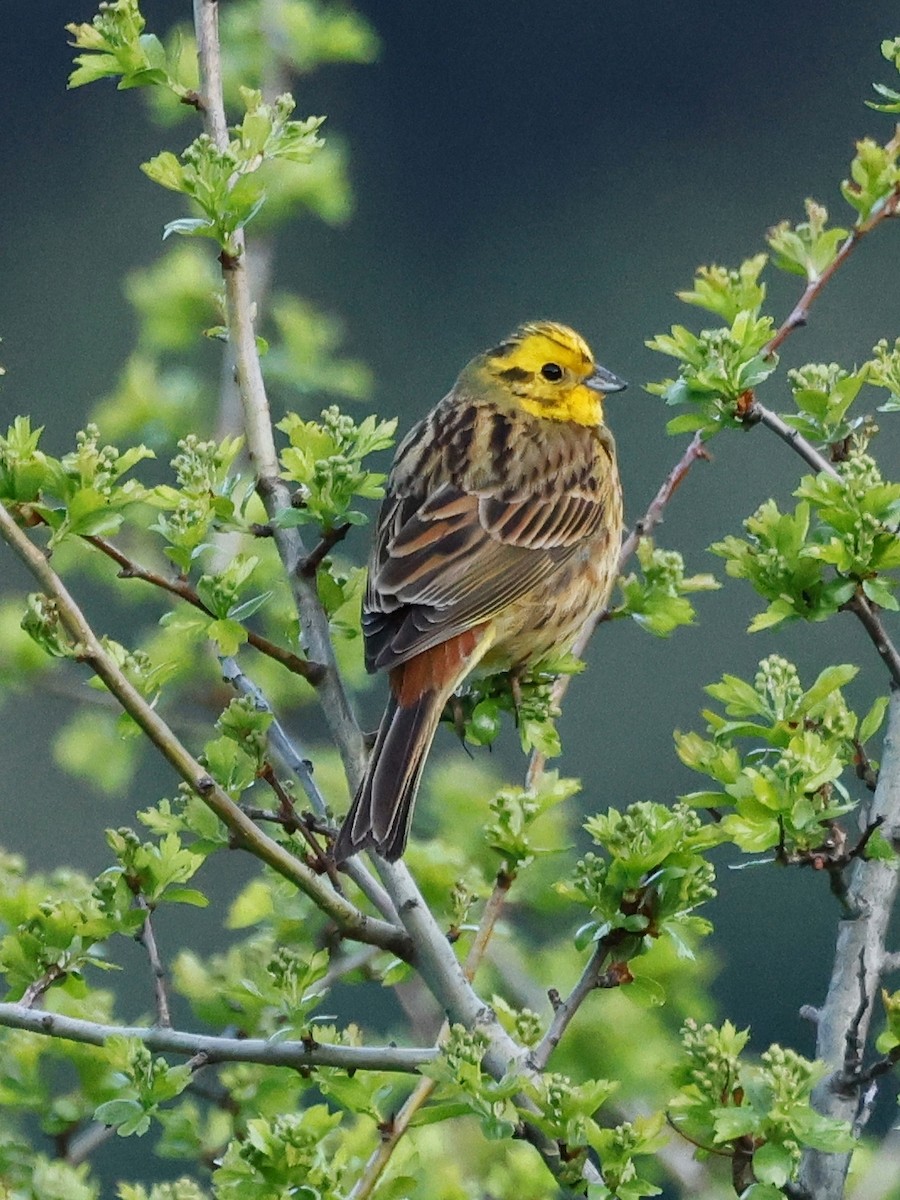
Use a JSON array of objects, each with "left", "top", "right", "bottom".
[
  {"left": 854, "top": 741, "right": 880, "bottom": 792},
  {"left": 299, "top": 523, "right": 352, "bottom": 578},
  {"left": 180, "top": 89, "right": 204, "bottom": 111}
]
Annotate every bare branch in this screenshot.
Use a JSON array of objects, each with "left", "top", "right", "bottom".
[
  {"left": 0, "top": 1001, "right": 435, "bottom": 1074},
  {"left": 531, "top": 943, "right": 631, "bottom": 1072},
  {"left": 799, "top": 687, "right": 900, "bottom": 1199},
  {"left": 0, "top": 505, "right": 410, "bottom": 961},
  {"left": 615, "top": 431, "right": 711, "bottom": 577},
  {"left": 749, "top": 403, "right": 840, "bottom": 479},
  {"left": 135, "top": 897, "right": 172, "bottom": 1028},
  {"left": 843, "top": 592, "right": 900, "bottom": 690}
]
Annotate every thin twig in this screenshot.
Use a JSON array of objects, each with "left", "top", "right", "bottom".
[
  {"left": 531, "top": 941, "right": 630, "bottom": 1072},
  {"left": 299, "top": 522, "right": 352, "bottom": 577},
  {"left": 86, "top": 534, "right": 324, "bottom": 684},
  {"left": 749, "top": 405, "right": 840, "bottom": 479},
  {"left": 220, "top": 655, "right": 326, "bottom": 814},
  {"left": 614, "top": 431, "right": 710, "bottom": 579},
  {"left": 135, "top": 897, "right": 172, "bottom": 1028},
  {"left": 763, "top": 186, "right": 900, "bottom": 359},
  {"left": 0, "top": 1001, "right": 435, "bottom": 1073},
  {"left": 843, "top": 592, "right": 900, "bottom": 690},
  {"left": 192, "top": 0, "right": 367, "bottom": 786},
  {"left": 20, "top": 965, "right": 66, "bottom": 1010},
  {"left": 220, "top": 657, "right": 400, "bottom": 924},
  {"left": 0, "top": 503, "right": 410, "bottom": 961}
]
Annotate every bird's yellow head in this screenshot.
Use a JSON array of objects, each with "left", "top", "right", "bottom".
[{"left": 478, "top": 320, "right": 626, "bottom": 426}]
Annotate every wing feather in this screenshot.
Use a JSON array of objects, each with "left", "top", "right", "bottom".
[{"left": 363, "top": 404, "right": 612, "bottom": 673}]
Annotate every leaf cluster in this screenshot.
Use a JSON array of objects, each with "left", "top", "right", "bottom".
[
  {"left": 713, "top": 447, "right": 900, "bottom": 628},
  {"left": 615, "top": 540, "right": 720, "bottom": 638},
  {"left": 670, "top": 1020, "right": 854, "bottom": 1197},
  {"left": 677, "top": 655, "right": 887, "bottom": 854},
  {"left": 563, "top": 802, "right": 718, "bottom": 965}
]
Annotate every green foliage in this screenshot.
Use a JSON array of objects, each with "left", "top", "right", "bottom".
[
  {"left": 840, "top": 136, "right": 900, "bottom": 221},
  {"left": 675, "top": 253, "right": 768, "bottom": 322},
  {"left": 276, "top": 405, "right": 396, "bottom": 530},
  {"left": 0, "top": 419, "right": 153, "bottom": 541},
  {"left": 483, "top": 774, "right": 581, "bottom": 872},
  {"left": 616, "top": 540, "right": 720, "bottom": 637},
  {"left": 647, "top": 305, "right": 777, "bottom": 436},
  {"left": 867, "top": 335, "right": 900, "bottom": 410},
  {"left": 670, "top": 1021, "right": 854, "bottom": 1190},
  {"left": 211, "top": 1106, "right": 345, "bottom": 1199},
  {"left": 143, "top": 92, "right": 325, "bottom": 251},
  {"left": 587, "top": 1114, "right": 667, "bottom": 1200},
  {"left": 783, "top": 362, "right": 868, "bottom": 446},
  {"left": 766, "top": 199, "right": 848, "bottom": 281},
  {"left": 713, "top": 446, "right": 900, "bottom": 629},
  {"left": 875, "top": 986, "right": 900, "bottom": 1056},
  {"left": 563, "top": 803, "right": 717, "bottom": 966},
  {"left": 119, "top": 1181, "right": 210, "bottom": 1200},
  {"left": 67, "top": 0, "right": 183, "bottom": 94},
  {"left": 94, "top": 1039, "right": 193, "bottom": 1137},
  {"left": 677, "top": 654, "right": 887, "bottom": 855},
  {"left": 457, "top": 650, "right": 584, "bottom": 757},
  {"left": 868, "top": 36, "right": 900, "bottom": 111}
]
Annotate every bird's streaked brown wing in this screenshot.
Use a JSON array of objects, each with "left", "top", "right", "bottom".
[{"left": 364, "top": 472, "right": 610, "bottom": 673}]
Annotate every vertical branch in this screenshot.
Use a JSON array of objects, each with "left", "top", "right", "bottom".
[
  {"left": 135, "top": 897, "right": 172, "bottom": 1028},
  {"left": 192, "top": 0, "right": 366, "bottom": 786},
  {"left": 799, "top": 687, "right": 900, "bottom": 1199}
]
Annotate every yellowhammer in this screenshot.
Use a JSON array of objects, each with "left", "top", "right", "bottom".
[{"left": 334, "top": 321, "right": 625, "bottom": 862}]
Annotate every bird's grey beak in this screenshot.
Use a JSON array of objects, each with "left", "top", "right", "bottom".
[{"left": 585, "top": 364, "right": 627, "bottom": 394}]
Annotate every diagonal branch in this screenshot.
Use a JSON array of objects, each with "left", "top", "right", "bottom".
[
  {"left": 349, "top": 870, "right": 518, "bottom": 1200},
  {"left": 85, "top": 534, "right": 324, "bottom": 683},
  {"left": 763, "top": 184, "right": 900, "bottom": 359},
  {"left": 220, "top": 657, "right": 400, "bottom": 925},
  {"left": 0, "top": 1001, "right": 435, "bottom": 1074},
  {"left": 0, "top": 503, "right": 410, "bottom": 961}
]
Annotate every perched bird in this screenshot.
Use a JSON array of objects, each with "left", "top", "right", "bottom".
[{"left": 334, "top": 321, "right": 625, "bottom": 862}]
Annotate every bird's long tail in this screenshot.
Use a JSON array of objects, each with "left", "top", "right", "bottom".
[{"left": 334, "top": 626, "right": 490, "bottom": 862}]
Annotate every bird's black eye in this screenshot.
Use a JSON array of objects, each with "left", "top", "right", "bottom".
[{"left": 540, "top": 362, "right": 563, "bottom": 381}]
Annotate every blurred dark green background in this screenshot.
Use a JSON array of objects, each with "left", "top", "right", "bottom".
[{"left": 2, "top": 0, "right": 900, "bottom": 1177}]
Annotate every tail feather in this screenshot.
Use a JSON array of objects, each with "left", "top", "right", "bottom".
[
  {"left": 334, "top": 689, "right": 444, "bottom": 862},
  {"left": 333, "top": 623, "right": 492, "bottom": 863}
]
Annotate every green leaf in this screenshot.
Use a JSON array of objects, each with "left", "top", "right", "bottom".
[
  {"left": 752, "top": 1140, "right": 793, "bottom": 1186},
  {"left": 860, "top": 695, "right": 889, "bottom": 743}
]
